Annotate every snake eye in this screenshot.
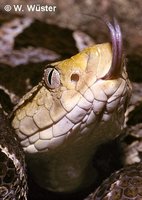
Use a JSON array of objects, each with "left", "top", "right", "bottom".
[{"left": 44, "top": 67, "right": 60, "bottom": 89}]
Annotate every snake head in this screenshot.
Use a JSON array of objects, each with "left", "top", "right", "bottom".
[{"left": 12, "top": 19, "right": 131, "bottom": 153}]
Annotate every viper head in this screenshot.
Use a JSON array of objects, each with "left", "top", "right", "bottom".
[{"left": 12, "top": 19, "right": 130, "bottom": 154}]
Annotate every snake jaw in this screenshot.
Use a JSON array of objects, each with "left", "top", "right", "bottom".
[{"left": 102, "top": 19, "right": 123, "bottom": 80}]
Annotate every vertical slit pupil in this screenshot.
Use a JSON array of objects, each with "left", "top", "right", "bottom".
[{"left": 48, "top": 69, "right": 54, "bottom": 85}]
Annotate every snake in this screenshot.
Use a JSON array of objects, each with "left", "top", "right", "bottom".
[
  {"left": 10, "top": 18, "right": 132, "bottom": 194},
  {"left": 1, "top": 15, "right": 142, "bottom": 199}
]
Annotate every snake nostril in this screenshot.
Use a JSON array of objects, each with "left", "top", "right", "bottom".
[{"left": 71, "top": 73, "right": 79, "bottom": 83}]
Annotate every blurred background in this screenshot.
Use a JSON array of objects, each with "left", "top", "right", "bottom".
[{"left": 1, "top": 0, "right": 142, "bottom": 57}]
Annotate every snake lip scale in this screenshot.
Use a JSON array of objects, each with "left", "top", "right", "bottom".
[{"left": 10, "top": 19, "right": 131, "bottom": 193}]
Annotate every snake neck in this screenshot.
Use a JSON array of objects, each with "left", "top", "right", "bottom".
[{"left": 27, "top": 114, "right": 122, "bottom": 193}]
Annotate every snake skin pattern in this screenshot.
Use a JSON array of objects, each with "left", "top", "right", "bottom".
[
  {"left": 85, "top": 162, "right": 142, "bottom": 200},
  {"left": 0, "top": 108, "right": 27, "bottom": 199}
]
